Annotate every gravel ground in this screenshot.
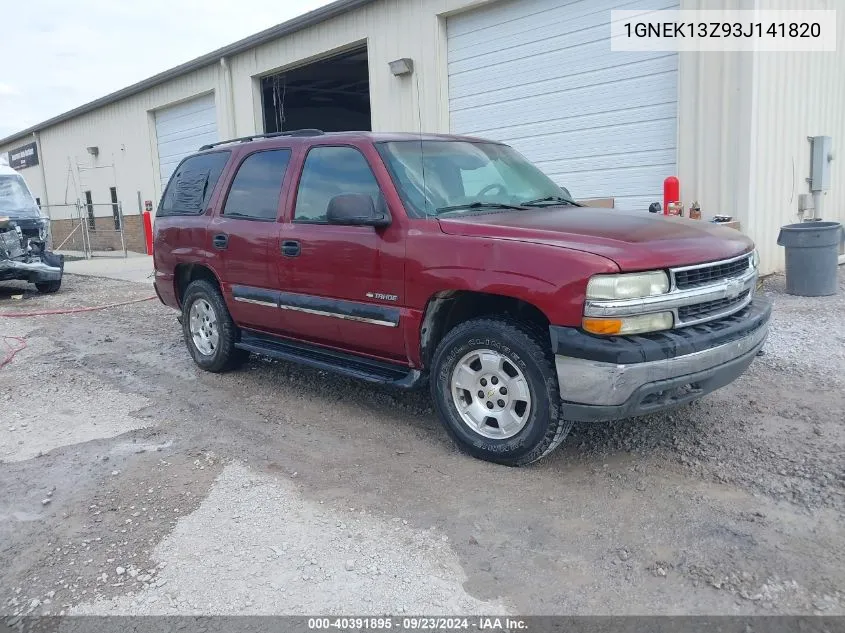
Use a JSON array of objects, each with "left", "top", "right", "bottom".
[
  {"left": 72, "top": 463, "right": 509, "bottom": 616},
  {"left": 1, "top": 270, "right": 843, "bottom": 617}
]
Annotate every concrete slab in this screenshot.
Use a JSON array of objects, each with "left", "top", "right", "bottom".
[{"left": 62, "top": 252, "right": 154, "bottom": 284}]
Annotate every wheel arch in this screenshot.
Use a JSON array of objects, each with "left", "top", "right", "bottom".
[
  {"left": 419, "top": 290, "right": 551, "bottom": 369},
  {"left": 174, "top": 263, "right": 223, "bottom": 308}
]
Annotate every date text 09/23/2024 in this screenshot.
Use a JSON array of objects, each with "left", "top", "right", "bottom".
[{"left": 307, "top": 617, "right": 528, "bottom": 631}]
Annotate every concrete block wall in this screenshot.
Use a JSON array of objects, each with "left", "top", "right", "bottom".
[{"left": 50, "top": 215, "right": 146, "bottom": 254}]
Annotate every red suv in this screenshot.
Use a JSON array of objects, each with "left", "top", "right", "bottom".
[{"left": 153, "top": 130, "right": 770, "bottom": 466}]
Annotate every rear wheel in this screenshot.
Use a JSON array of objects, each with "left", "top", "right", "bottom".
[
  {"left": 181, "top": 280, "right": 248, "bottom": 372},
  {"left": 430, "top": 317, "right": 573, "bottom": 466}
]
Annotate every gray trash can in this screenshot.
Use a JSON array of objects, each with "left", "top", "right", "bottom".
[{"left": 777, "top": 221, "right": 842, "bottom": 296}]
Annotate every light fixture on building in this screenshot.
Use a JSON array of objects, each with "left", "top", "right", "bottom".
[
  {"left": 86, "top": 146, "right": 99, "bottom": 157},
  {"left": 388, "top": 58, "right": 414, "bottom": 76}
]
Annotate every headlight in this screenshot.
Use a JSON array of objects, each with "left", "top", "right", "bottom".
[
  {"left": 751, "top": 249, "right": 759, "bottom": 269},
  {"left": 586, "top": 271, "right": 670, "bottom": 300},
  {"left": 583, "top": 312, "right": 674, "bottom": 336}
]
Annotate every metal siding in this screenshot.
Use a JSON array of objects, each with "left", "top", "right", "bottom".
[
  {"left": 16, "top": 0, "right": 844, "bottom": 267},
  {"left": 446, "top": 0, "right": 680, "bottom": 211},
  {"left": 0, "top": 0, "right": 490, "bottom": 227},
  {"left": 748, "top": 0, "right": 845, "bottom": 273},
  {"left": 677, "top": 0, "right": 844, "bottom": 274},
  {"left": 226, "top": 0, "right": 498, "bottom": 138},
  {"left": 0, "top": 65, "right": 221, "bottom": 221}
]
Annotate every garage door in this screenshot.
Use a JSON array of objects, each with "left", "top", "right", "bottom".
[
  {"left": 154, "top": 94, "right": 218, "bottom": 190},
  {"left": 448, "top": 0, "right": 678, "bottom": 211}
]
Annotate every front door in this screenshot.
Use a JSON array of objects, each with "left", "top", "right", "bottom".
[
  {"left": 209, "top": 147, "right": 293, "bottom": 332},
  {"left": 276, "top": 145, "right": 407, "bottom": 362}
]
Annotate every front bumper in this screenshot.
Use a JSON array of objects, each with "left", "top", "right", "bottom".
[
  {"left": 0, "top": 258, "right": 63, "bottom": 283},
  {"left": 550, "top": 298, "right": 771, "bottom": 422}
]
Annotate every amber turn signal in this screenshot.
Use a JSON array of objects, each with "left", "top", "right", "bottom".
[
  {"left": 582, "top": 312, "right": 674, "bottom": 336},
  {"left": 582, "top": 318, "right": 623, "bottom": 335}
]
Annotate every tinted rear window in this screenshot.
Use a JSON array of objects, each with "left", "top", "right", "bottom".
[
  {"left": 223, "top": 149, "right": 291, "bottom": 221},
  {"left": 158, "top": 151, "right": 230, "bottom": 216}
]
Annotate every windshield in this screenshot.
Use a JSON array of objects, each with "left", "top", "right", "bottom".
[
  {"left": 376, "top": 140, "right": 576, "bottom": 217},
  {"left": 0, "top": 174, "right": 40, "bottom": 216}
]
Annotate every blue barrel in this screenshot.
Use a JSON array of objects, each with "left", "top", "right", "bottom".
[{"left": 777, "top": 221, "right": 842, "bottom": 296}]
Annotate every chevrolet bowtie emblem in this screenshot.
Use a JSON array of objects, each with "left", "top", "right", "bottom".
[{"left": 725, "top": 279, "right": 743, "bottom": 299}]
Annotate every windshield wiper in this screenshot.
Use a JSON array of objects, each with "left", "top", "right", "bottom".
[
  {"left": 435, "top": 201, "right": 527, "bottom": 215},
  {"left": 520, "top": 196, "right": 579, "bottom": 207}
]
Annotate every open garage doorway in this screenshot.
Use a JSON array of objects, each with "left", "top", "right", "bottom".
[{"left": 261, "top": 46, "right": 371, "bottom": 133}]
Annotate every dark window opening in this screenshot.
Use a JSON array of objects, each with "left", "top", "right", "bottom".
[
  {"left": 261, "top": 46, "right": 371, "bottom": 134},
  {"left": 159, "top": 151, "right": 230, "bottom": 216},
  {"left": 294, "top": 146, "right": 380, "bottom": 223},
  {"left": 223, "top": 150, "right": 292, "bottom": 221},
  {"left": 35, "top": 197, "right": 41, "bottom": 208},
  {"left": 110, "top": 187, "right": 120, "bottom": 230},
  {"left": 84, "top": 191, "right": 94, "bottom": 229}
]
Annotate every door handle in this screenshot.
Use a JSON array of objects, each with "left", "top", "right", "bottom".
[
  {"left": 281, "top": 240, "right": 300, "bottom": 257},
  {"left": 212, "top": 233, "right": 229, "bottom": 250}
]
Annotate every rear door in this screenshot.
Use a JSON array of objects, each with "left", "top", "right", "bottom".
[
  {"left": 275, "top": 144, "right": 407, "bottom": 362},
  {"left": 208, "top": 147, "right": 294, "bottom": 332}
]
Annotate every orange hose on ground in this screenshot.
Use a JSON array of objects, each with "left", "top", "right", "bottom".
[
  {"left": 0, "top": 295, "right": 156, "bottom": 318},
  {"left": 1, "top": 336, "right": 27, "bottom": 369},
  {"left": 0, "top": 295, "right": 157, "bottom": 368}
]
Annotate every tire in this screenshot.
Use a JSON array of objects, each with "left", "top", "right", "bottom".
[
  {"left": 36, "top": 252, "right": 64, "bottom": 293},
  {"left": 430, "top": 317, "right": 573, "bottom": 466},
  {"left": 35, "top": 279, "right": 62, "bottom": 293},
  {"left": 181, "top": 279, "right": 248, "bottom": 372}
]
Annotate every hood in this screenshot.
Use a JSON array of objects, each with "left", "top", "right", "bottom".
[
  {"left": 3, "top": 206, "right": 42, "bottom": 220},
  {"left": 437, "top": 207, "right": 753, "bottom": 271}
]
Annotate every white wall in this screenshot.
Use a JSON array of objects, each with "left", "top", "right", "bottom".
[
  {"left": 677, "top": 0, "right": 845, "bottom": 273},
  {"left": 2, "top": 0, "right": 842, "bottom": 271},
  {"left": 748, "top": 0, "right": 845, "bottom": 273},
  {"left": 226, "top": 0, "right": 498, "bottom": 137},
  {"left": 0, "top": 0, "right": 493, "bottom": 223},
  {"left": 2, "top": 66, "right": 222, "bottom": 221}
]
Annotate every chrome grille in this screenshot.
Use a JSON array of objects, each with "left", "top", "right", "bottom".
[
  {"left": 585, "top": 253, "right": 759, "bottom": 330},
  {"left": 678, "top": 290, "right": 750, "bottom": 322},
  {"left": 674, "top": 255, "right": 751, "bottom": 289}
]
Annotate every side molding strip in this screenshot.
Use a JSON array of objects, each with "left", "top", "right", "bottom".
[
  {"left": 231, "top": 285, "right": 280, "bottom": 308},
  {"left": 231, "top": 285, "right": 400, "bottom": 328},
  {"left": 277, "top": 291, "right": 400, "bottom": 328}
]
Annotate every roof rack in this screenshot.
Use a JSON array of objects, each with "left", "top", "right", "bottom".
[{"left": 199, "top": 129, "right": 324, "bottom": 151}]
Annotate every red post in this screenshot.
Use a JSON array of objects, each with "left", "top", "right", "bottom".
[
  {"left": 142, "top": 210, "right": 154, "bottom": 255},
  {"left": 663, "top": 176, "right": 680, "bottom": 216}
]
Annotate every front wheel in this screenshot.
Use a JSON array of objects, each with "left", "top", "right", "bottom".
[
  {"left": 35, "top": 279, "right": 62, "bottom": 293},
  {"left": 430, "top": 317, "right": 573, "bottom": 466}
]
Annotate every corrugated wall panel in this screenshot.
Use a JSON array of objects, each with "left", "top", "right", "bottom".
[
  {"left": 446, "top": 0, "right": 679, "bottom": 211},
  {"left": 9, "top": 0, "right": 839, "bottom": 264},
  {"left": 226, "top": 0, "right": 497, "bottom": 137},
  {"left": 1, "top": 0, "right": 495, "bottom": 227},
  {"left": 678, "top": 0, "right": 844, "bottom": 274},
  {"left": 2, "top": 66, "right": 221, "bottom": 221},
  {"left": 748, "top": 0, "right": 845, "bottom": 273}
]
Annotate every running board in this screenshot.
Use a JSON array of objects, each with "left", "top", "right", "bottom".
[{"left": 236, "top": 330, "right": 425, "bottom": 389}]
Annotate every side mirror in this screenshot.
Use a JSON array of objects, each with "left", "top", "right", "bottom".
[{"left": 326, "top": 194, "right": 391, "bottom": 227}]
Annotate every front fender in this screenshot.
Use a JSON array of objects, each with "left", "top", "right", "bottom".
[{"left": 407, "top": 232, "right": 619, "bottom": 326}]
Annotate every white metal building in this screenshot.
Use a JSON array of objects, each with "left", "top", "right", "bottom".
[{"left": 1, "top": 0, "right": 843, "bottom": 272}]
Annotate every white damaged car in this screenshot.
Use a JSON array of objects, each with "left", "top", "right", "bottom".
[{"left": 0, "top": 163, "right": 64, "bottom": 293}]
